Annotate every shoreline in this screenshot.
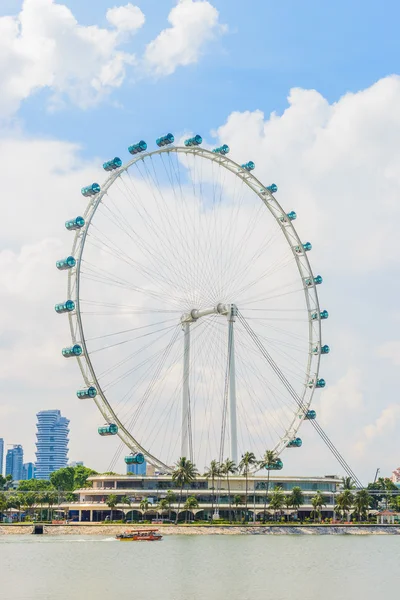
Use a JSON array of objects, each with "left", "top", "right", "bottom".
[{"left": 1, "top": 524, "right": 399, "bottom": 536}]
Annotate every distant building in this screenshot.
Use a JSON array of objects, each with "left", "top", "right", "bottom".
[
  {"left": 392, "top": 467, "right": 400, "bottom": 484},
  {"left": 35, "top": 410, "right": 70, "bottom": 480},
  {"left": 5, "top": 445, "right": 24, "bottom": 481},
  {"left": 22, "top": 462, "right": 35, "bottom": 480},
  {"left": 0, "top": 438, "right": 3, "bottom": 476},
  {"left": 127, "top": 459, "right": 147, "bottom": 476},
  {"left": 68, "top": 461, "right": 84, "bottom": 468}
]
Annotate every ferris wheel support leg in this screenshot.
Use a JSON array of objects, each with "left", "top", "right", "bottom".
[
  {"left": 181, "top": 322, "right": 191, "bottom": 460},
  {"left": 228, "top": 305, "right": 238, "bottom": 464}
]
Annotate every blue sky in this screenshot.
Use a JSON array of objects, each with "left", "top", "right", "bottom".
[
  {"left": 1, "top": 0, "right": 400, "bottom": 478},
  {"left": 11, "top": 0, "right": 400, "bottom": 159}
]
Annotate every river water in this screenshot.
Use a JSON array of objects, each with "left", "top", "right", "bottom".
[{"left": 1, "top": 535, "right": 399, "bottom": 600}]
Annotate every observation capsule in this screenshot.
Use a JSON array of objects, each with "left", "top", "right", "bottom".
[
  {"left": 62, "top": 344, "right": 82, "bottom": 358},
  {"left": 312, "top": 344, "right": 330, "bottom": 355},
  {"left": 124, "top": 452, "right": 145, "bottom": 465},
  {"left": 311, "top": 310, "right": 329, "bottom": 320},
  {"left": 295, "top": 242, "right": 312, "bottom": 254},
  {"left": 266, "top": 184, "right": 278, "bottom": 193},
  {"left": 212, "top": 144, "right": 229, "bottom": 155},
  {"left": 287, "top": 437, "right": 302, "bottom": 448},
  {"left": 241, "top": 161, "right": 255, "bottom": 171},
  {"left": 76, "top": 386, "right": 97, "bottom": 399},
  {"left": 282, "top": 211, "right": 297, "bottom": 222},
  {"left": 128, "top": 140, "right": 147, "bottom": 155},
  {"left": 55, "top": 300, "right": 75, "bottom": 314},
  {"left": 305, "top": 410, "right": 316, "bottom": 420},
  {"left": 56, "top": 256, "right": 76, "bottom": 270},
  {"left": 81, "top": 183, "right": 101, "bottom": 197},
  {"left": 156, "top": 133, "right": 174, "bottom": 147},
  {"left": 184, "top": 135, "right": 203, "bottom": 147},
  {"left": 98, "top": 423, "right": 118, "bottom": 436},
  {"left": 305, "top": 275, "right": 323, "bottom": 287},
  {"left": 265, "top": 458, "right": 283, "bottom": 470},
  {"left": 103, "top": 157, "right": 122, "bottom": 171},
  {"left": 65, "top": 216, "right": 85, "bottom": 231}
]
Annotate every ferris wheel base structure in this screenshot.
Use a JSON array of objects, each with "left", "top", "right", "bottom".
[{"left": 55, "top": 131, "right": 329, "bottom": 473}]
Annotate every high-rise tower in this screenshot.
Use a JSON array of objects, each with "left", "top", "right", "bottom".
[
  {"left": 35, "top": 410, "right": 70, "bottom": 480},
  {"left": 5, "top": 445, "right": 24, "bottom": 481},
  {"left": 0, "top": 438, "right": 4, "bottom": 476}
]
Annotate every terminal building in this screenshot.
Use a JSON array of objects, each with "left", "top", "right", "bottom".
[{"left": 65, "top": 473, "right": 341, "bottom": 522}]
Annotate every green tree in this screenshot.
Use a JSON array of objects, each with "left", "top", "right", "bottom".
[
  {"left": 239, "top": 451, "right": 257, "bottom": 521},
  {"left": 165, "top": 490, "right": 176, "bottom": 521},
  {"left": 73, "top": 466, "right": 98, "bottom": 489},
  {"left": 342, "top": 477, "right": 356, "bottom": 490},
  {"left": 20, "top": 492, "right": 38, "bottom": 521},
  {"left": 8, "top": 495, "right": 22, "bottom": 522},
  {"left": 106, "top": 494, "right": 118, "bottom": 521},
  {"left": 335, "top": 490, "right": 354, "bottom": 522},
  {"left": 290, "top": 486, "right": 304, "bottom": 520},
  {"left": 311, "top": 491, "right": 327, "bottom": 523},
  {"left": 220, "top": 458, "right": 237, "bottom": 523},
  {"left": 204, "top": 460, "right": 221, "bottom": 520},
  {"left": 158, "top": 498, "right": 169, "bottom": 519},
  {"left": 139, "top": 498, "right": 151, "bottom": 520},
  {"left": 50, "top": 467, "right": 75, "bottom": 492},
  {"left": 269, "top": 487, "right": 285, "bottom": 521},
  {"left": 367, "top": 478, "right": 397, "bottom": 509},
  {"left": 233, "top": 495, "right": 244, "bottom": 522},
  {"left": 18, "top": 480, "right": 52, "bottom": 492},
  {"left": 259, "top": 450, "right": 277, "bottom": 522},
  {"left": 183, "top": 496, "right": 199, "bottom": 522},
  {"left": 0, "top": 493, "right": 8, "bottom": 521},
  {"left": 172, "top": 457, "right": 198, "bottom": 524},
  {"left": 353, "top": 489, "right": 372, "bottom": 522}
]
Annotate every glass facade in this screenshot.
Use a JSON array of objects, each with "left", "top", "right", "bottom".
[
  {"left": 126, "top": 460, "right": 146, "bottom": 476},
  {"left": 22, "top": 462, "right": 35, "bottom": 480},
  {"left": 35, "top": 410, "right": 69, "bottom": 480},
  {"left": 5, "top": 445, "right": 24, "bottom": 481},
  {"left": 0, "top": 438, "right": 3, "bottom": 476}
]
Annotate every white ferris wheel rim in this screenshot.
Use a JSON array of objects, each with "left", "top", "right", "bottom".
[{"left": 66, "top": 144, "right": 323, "bottom": 471}]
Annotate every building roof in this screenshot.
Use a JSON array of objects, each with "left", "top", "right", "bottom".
[{"left": 377, "top": 509, "right": 400, "bottom": 516}]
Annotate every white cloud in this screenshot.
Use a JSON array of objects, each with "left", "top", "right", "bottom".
[
  {"left": 144, "top": 0, "right": 226, "bottom": 76},
  {"left": 106, "top": 3, "right": 145, "bottom": 32},
  {"left": 378, "top": 341, "right": 400, "bottom": 366},
  {"left": 0, "top": 0, "right": 143, "bottom": 117}
]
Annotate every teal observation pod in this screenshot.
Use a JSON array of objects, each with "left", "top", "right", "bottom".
[
  {"left": 305, "top": 275, "right": 323, "bottom": 287},
  {"left": 81, "top": 183, "right": 101, "bottom": 197},
  {"left": 280, "top": 211, "right": 297, "bottom": 222},
  {"left": 98, "top": 424, "right": 118, "bottom": 436},
  {"left": 56, "top": 256, "right": 76, "bottom": 270},
  {"left": 241, "top": 161, "right": 255, "bottom": 171},
  {"left": 125, "top": 452, "right": 145, "bottom": 465},
  {"left": 295, "top": 242, "right": 312, "bottom": 253},
  {"left": 305, "top": 410, "right": 316, "bottom": 420},
  {"left": 287, "top": 437, "right": 302, "bottom": 448},
  {"left": 62, "top": 344, "right": 82, "bottom": 358},
  {"left": 309, "top": 378, "right": 326, "bottom": 389},
  {"left": 156, "top": 133, "right": 174, "bottom": 147},
  {"left": 128, "top": 140, "right": 147, "bottom": 155},
  {"left": 266, "top": 184, "right": 278, "bottom": 193},
  {"left": 65, "top": 216, "right": 85, "bottom": 231},
  {"left": 55, "top": 300, "right": 75, "bottom": 314},
  {"left": 184, "top": 135, "right": 202, "bottom": 147},
  {"left": 103, "top": 157, "right": 122, "bottom": 171},
  {"left": 265, "top": 458, "right": 283, "bottom": 471},
  {"left": 312, "top": 344, "right": 330, "bottom": 355},
  {"left": 76, "top": 387, "right": 97, "bottom": 399},
  {"left": 311, "top": 310, "right": 329, "bottom": 320},
  {"left": 212, "top": 144, "right": 229, "bottom": 155}
]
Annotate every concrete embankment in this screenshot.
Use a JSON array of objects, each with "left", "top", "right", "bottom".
[{"left": 1, "top": 524, "right": 400, "bottom": 535}]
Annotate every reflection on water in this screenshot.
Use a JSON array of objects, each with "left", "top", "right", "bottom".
[{"left": 0, "top": 535, "right": 399, "bottom": 600}]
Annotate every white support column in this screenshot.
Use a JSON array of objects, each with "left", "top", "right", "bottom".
[
  {"left": 228, "top": 305, "right": 238, "bottom": 464},
  {"left": 181, "top": 322, "right": 191, "bottom": 459}
]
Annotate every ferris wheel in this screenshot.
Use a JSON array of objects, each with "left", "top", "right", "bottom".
[{"left": 56, "top": 132, "right": 329, "bottom": 472}]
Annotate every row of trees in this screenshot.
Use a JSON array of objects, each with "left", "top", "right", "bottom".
[{"left": 0, "top": 491, "right": 61, "bottom": 522}]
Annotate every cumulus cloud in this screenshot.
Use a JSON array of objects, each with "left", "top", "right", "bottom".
[
  {"left": 106, "top": 3, "right": 145, "bottom": 32},
  {"left": 144, "top": 0, "right": 227, "bottom": 76}
]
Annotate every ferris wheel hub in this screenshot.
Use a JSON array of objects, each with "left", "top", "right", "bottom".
[{"left": 180, "top": 303, "right": 238, "bottom": 325}]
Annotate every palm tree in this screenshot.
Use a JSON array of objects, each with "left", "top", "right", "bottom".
[
  {"left": 342, "top": 477, "right": 356, "bottom": 490},
  {"left": 335, "top": 490, "right": 354, "bottom": 522},
  {"left": 106, "top": 494, "right": 118, "bottom": 521},
  {"left": 311, "top": 491, "right": 327, "bottom": 522},
  {"left": 139, "top": 498, "right": 151, "bottom": 520},
  {"left": 269, "top": 487, "right": 285, "bottom": 521},
  {"left": 233, "top": 495, "right": 244, "bottom": 522},
  {"left": 0, "top": 493, "right": 8, "bottom": 522},
  {"left": 172, "top": 457, "right": 198, "bottom": 523},
  {"left": 259, "top": 450, "right": 277, "bottom": 522},
  {"left": 284, "top": 494, "right": 292, "bottom": 521},
  {"left": 220, "top": 458, "right": 237, "bottom": 523},
  {"left": 183, "top": 496, "right": 199, "bottom": 522},
  {"left": 239, "top": 451, "right": 256, "bottom": 521},
  {"left": 165, "top": 490, "right": 176, "bottom": 521},
  {"left": 46, "top": 492, "right": 58, "bottom": 522},
  {"left": 290, "top": 486, "right": 304, "bottom": 521},
  {"left": 158, "top": 498, "right": 169, "bottom": 519},
  {"left": 353, "top": 489, "right": 372, "bottom": 522},
  {"left": 204, "top": 460, "right": 221, "bottom": 520}
]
